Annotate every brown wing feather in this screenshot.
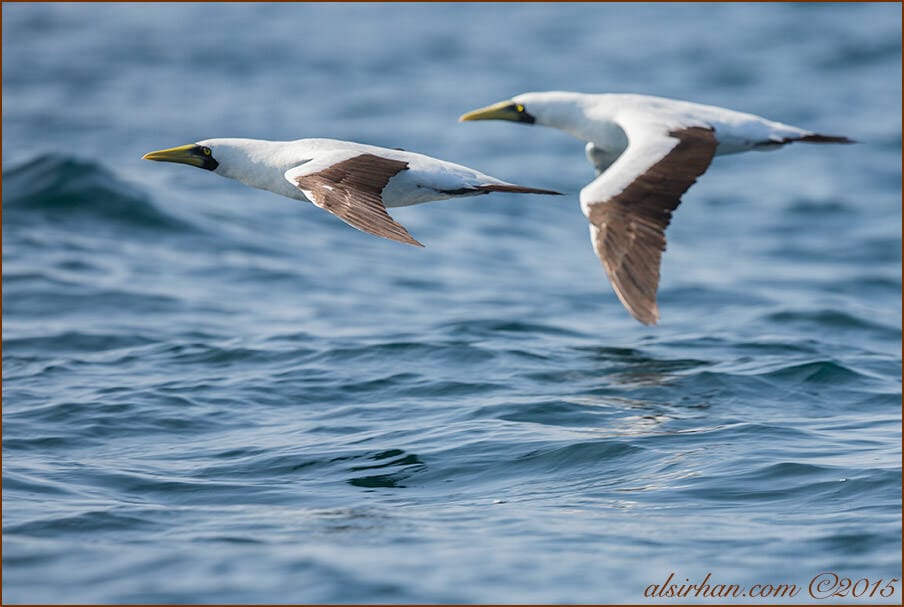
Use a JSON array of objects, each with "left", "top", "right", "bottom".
[
  {"left": 293, "top": 154, "right": 423, "bottom": 247},
  {"left": 587, "top": 126, "right": 717, "bottom": 325}
]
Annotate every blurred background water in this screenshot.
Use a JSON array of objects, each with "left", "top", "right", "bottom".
[{"left": 3, "top": 2, "right": 901, "bottom": 603}]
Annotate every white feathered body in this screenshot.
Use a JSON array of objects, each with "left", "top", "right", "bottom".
[
  {"left": 506, "top": 92, "right": 826, "bottom": 218},
  {"left": 199, "top": 137, "right": 523, "bottom": 208},
  {"left": 513, "top": 92, "right": 814, "bottom": 157}
]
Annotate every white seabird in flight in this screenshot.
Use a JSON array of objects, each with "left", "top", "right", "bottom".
[
  {"left": 143, "top": 138, "right": 560, "bottom": 247},
  {"left": 460, "top": 92, "right": 854, "bottom": 325}
]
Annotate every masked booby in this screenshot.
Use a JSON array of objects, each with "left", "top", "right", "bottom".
[
  {"left": 460, "top": 92, "right": 854, "bottom": 325},
  {"left": 143, "top": 138, "right": 561, "bottom": 247}
]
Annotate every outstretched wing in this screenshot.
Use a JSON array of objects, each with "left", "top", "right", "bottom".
[
  {"left": 287, "top": 153, "right": 423, "bottom": 247},
  {"left": 581, "top": 125, "right": 717, "bottom": 325}
]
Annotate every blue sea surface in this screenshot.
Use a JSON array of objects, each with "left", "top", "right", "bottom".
[{"left": 3, "top": 3, "right": 901, "bottom": 603}]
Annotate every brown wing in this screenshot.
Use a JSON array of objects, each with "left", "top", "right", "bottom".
[
  {"left": 292, "top": 153, "right": 423, "bottom": 247},
  {"left": 585, "top": 126, "right": 717, "bottom": 325}
]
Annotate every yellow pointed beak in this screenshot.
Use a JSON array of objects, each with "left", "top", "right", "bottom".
[
  {"left": 142, "top": 144, "right": 206, "bottom": 167},
  {"left": 459, "top": 100, "right": 523, "bottom": 122}
]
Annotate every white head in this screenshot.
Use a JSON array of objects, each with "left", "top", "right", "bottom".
[
  {"left": 459, "top": 91, "right": 590, "bottom": 129},
  {"left": 143, "top": 138, "right": 302, "bottom": 189}
]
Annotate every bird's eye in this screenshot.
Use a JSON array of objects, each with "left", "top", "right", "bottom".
[
  {"left": 202, "top": 147, "right": 212, "bottom": 156},
  {"left": 515, "top": 104, "right": 525, "bottom": 113}
]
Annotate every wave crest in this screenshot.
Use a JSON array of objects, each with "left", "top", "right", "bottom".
[{"left": 4, "top": 154, "right": 195, "bottom": 233}]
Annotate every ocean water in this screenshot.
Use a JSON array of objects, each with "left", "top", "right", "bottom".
[{"left": 2, "top": 2, "right": 901, "bottom": 603}]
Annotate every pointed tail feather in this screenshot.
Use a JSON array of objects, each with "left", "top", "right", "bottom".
[
  {"left": 783, "top": 133, "right": 858, "bottom": 144},
  {"left": 475, "top": 183, "right": 563, "bottom": 195}
]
